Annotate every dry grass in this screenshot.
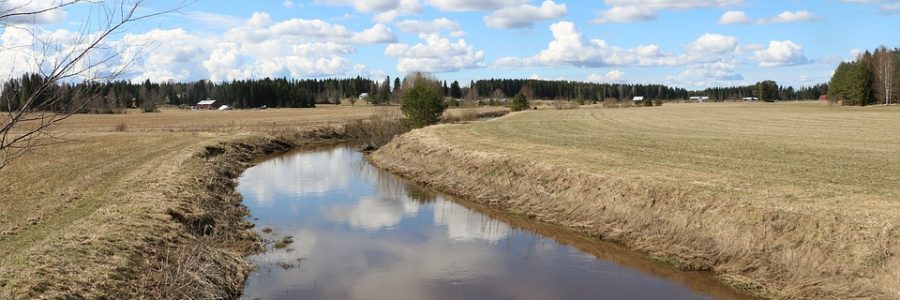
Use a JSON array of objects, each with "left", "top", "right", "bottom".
[
  {"left": 371, "top": 102, "right": 900, "bottom": 299},
  {"left": 0, "top": 105, "right": 505, "bottom": 298}
]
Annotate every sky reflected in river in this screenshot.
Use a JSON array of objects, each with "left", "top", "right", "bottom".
[{"left": 237, "top": 147, "right": 751, "bottom": 300}]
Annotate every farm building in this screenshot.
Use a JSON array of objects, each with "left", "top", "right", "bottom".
[
  {"left": 690, "top": 96, "right": 710, "bottom": 102},
  {"left": 632, "top": 96, "right": 645, "bottom": 102},
  {"left": 819, "top": 95, "right": 829, "bottom": 102},
  {"left": 195, "top": 99, "right": 220, "bottom": 110},
  {"left": 742, "top": 97, "right": 759, "bottom": 101}
]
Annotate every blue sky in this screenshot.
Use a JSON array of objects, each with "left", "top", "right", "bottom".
[{"left": 4, "top": 0, "right": 899, "bottom": 89}]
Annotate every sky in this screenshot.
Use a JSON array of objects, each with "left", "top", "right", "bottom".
[{"left": 1, "top": 0, "right": 899, "bottom": 89}]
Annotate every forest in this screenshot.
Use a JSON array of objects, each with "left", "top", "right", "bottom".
[
  {"left": 0, "top": 75, "right": 377, "bottom": 112},
  {"left": 0, "top": 72, "right": 832, "bottom": 113},
  {"left": 828, "top": 46, "right": 899, "bottom": 106}
]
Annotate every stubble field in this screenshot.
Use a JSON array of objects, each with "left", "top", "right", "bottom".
[{"left": 371, "top": 102, "right": 900, "bottom": 299}]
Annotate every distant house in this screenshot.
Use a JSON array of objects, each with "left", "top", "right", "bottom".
[
  {"left": 689, "top": 96, "right": 710, "bottom": 102},
  {"left": 632, "top": 96, "right": 645, "bottom": 102},
  {"left": 196, "top": 99, "right": 220, "bottom": 110},
  {"left": 742, "top": 97, "right": 759, "bottom": 101},
  {"left": 819, "top": 95, "right": 829, "bottom": 102},
  {"left": 359, "top": 93, "right": 369, "bottom": 101}
]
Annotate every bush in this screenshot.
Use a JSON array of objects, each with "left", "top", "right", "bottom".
[
  {"left": 446, "top": 98, "right": 461, "bottom": 107},
  {"left": 401, "top": 76, "right": 446, "bottom": 128},
  {"left": 510, "top": 94, "right": 529, "bottom": 111}
]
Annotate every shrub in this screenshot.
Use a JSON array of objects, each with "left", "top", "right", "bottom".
[
  {"left": 342, "top": 112, "right": 409, "bottom": 149},
  {"left": 401, "top": 76, "right": 446, "bottom": 128},
  {"left": 510, "top": 94, "right": 529, "bottom": 111},
  {"left": 446, "top": 98, "right": 461, "bottom": 107}
]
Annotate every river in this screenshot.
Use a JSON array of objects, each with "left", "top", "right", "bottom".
[{"left": 237, "top": 146, "right": 751, "bottom": 300}]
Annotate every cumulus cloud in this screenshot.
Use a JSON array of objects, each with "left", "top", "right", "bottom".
[
  {"left": 669, "top": 60, "right": 744, "bottom": 87},
  {"left": 315, "top": 0, "right": 422, "bottom": 22},
  {"left": 484, "top": 0, "right": 567, "bottom": 29},
  {"left": 754, "top": 40, "right": 809, "bottom": 67},
  {"left": 0, "top": 11, "right": 402, "bottom": 83},
  {"left": 757, "top": 10, "right": 821, "bottom": 24},
  {"left": 587, "top": 70, "right": 625, "bottom": 82},
  {"left": 0, "top": 0, "right": 70, "bottom": 23},
  {"left": 385, "top": 34, "right": 485, "bottom": 73},
  {"left": 603, "top": 0, "right": 743, "bottom": 10},
  {"left": 718, "top": 11, "right": 751, "bottom": 25},
  {"left": 494, "top": 21, "right": 747, "bottom": 87},
  {"left": 720, "top": 10, "right": 822, "bottom": 25},
  {"left": 595, "top": 0, "right": 742, "bottom": 23},
  {"left": 425, "top": 0, "right": 528, "bottom": 12},
  {"left": 592, "top": 5, "right": 656, "bottom": 24},
  {"left": 504, "top": 21, "right": 738, "bottom": 68}
]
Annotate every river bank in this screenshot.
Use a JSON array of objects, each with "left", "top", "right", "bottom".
[
  {"left": 368, "top": 103, "right": 900, "bottom": 299},
  {"left": 0, "top": 106, "right": 507, "bottom": 298}
]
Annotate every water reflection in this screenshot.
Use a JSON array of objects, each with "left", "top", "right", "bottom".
[{"left": 238, "top": 146, "right": 752, "bottom": 300}]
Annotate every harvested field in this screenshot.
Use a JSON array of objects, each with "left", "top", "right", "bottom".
[
  {"left": 0, "top": 106, "right": 505, "bottom": 298},
  {"left": 370, "top": 102, "right": 900, "bottom": 299}
]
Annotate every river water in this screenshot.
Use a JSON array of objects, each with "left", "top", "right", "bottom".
[{"left": 237, "top": 146, "right": 751, "bottom": 300}]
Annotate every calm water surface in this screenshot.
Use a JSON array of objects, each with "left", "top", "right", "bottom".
[{"left": 237, "top": 146, "right": 751, "bottom": 300}]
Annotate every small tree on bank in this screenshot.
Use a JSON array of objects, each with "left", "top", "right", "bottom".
[
  {"left": 510, "top": 94, "right": 529, "bottom": 111},
  {"left": 401, "top": 74, "right": 446, "bottom": 128}
]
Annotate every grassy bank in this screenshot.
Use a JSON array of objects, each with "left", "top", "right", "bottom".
[
  {"left": 370, "top": 102, "right": 900, "bottom": 299},
  {"left": 0, "top": 106, "right": 505, "bottom": 298}
]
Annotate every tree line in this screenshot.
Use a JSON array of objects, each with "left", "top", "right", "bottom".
[
  {"left": 828, "top": 46, "right": 898, "bottom": 106},
  {"left": 689, "top": 82, "right": 828, "bottom": 102},
  {"left": 1, "top": 73, "right": 834, "bottom": 113},
  {"left": 0, "top": 75, "right": 379, "bottom": 112}
]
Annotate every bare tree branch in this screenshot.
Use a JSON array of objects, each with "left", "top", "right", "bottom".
[{"left": 0, "top": 0, "right": 184, "bottom": 170}]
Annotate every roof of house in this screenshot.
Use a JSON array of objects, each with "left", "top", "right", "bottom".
[
  {"left": 197, "top": 100, "right": 217, "bottom": 105},
  {"left": 632, "top": 96, "right": 645, "bottom": 101}
]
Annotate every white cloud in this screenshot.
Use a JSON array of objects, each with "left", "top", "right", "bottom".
[
  {"left": 0, "top": 11, "right": 397, "bottom": 83},
  {"left": 385, "top": 34, "right": 485, "bottom": 73},
  {"left": 0, "top": 0, "right": 69, "bottom": 23},
  {"left": 507, "top": 22, "right": 738, "bottom": 69},
  {"left": 282, "top": 0, "right": 296, "bottom": 8},
  {"left": 595, "top": 0, "right": 742, "bottom": 23},
  {"left": 122, "top": 29, "right": 212, "bottom": 82},
  {"left": 315, "top": 0, "right": 422, "bottom": 22},
  {"left": 720, "top": 10, "right": 821, "bottom": 25},
  {"left": 395, "top": 17, "right": 464, "bottom": 36},
  {"left": 592, "top": 6, "right": 656, "bottom": 24},
  {"left": 425, "top": 0, "right": 527, "bottom": 12},
  {"left": 754, "top": 40, "right": 809, "bottom": 67},
  {"left": 718, "top": 11, "right": 751, "bottom": 25},
  {"left": 757, "top": 10, "right": 821, "bottom": 24},
  {"left": 588, "top": 70, "right": 625, "bottom": 82},
  {"left": 226, "top": 13, "right": 397, "bottom": 45},
  {"left": 484, "top": 0, "right": 567, "bottom": 29},
  {"left": 686, "top": 33, "right": 738, "bottom": 55},
  {"left": 669, "top": 60, "right": 744, "bottom": 87},
  {"left": 603, "top": 0, "right": 743, "bottom": 10}
]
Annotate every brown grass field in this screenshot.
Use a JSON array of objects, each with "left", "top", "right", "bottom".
[
  {"left": 371, "top": 102, "right": 900, "bottom": 299},
  {"left": 0, "top": 105, "right": 504, "bottom": 298}
]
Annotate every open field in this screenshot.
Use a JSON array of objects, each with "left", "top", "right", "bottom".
[
  {"left": 0, "top": 105, "right": 505, "bottom": 298},
  {"left": 371, "top": 102, "right": 900, "bottom": 299}
]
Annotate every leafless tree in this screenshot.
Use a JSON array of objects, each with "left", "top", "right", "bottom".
[
  {"left": 0, "top": 0, "right": 179, "bottom": 170},
  {"left": 872, "top": 46, "right": 895, "bottom": 105}
]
